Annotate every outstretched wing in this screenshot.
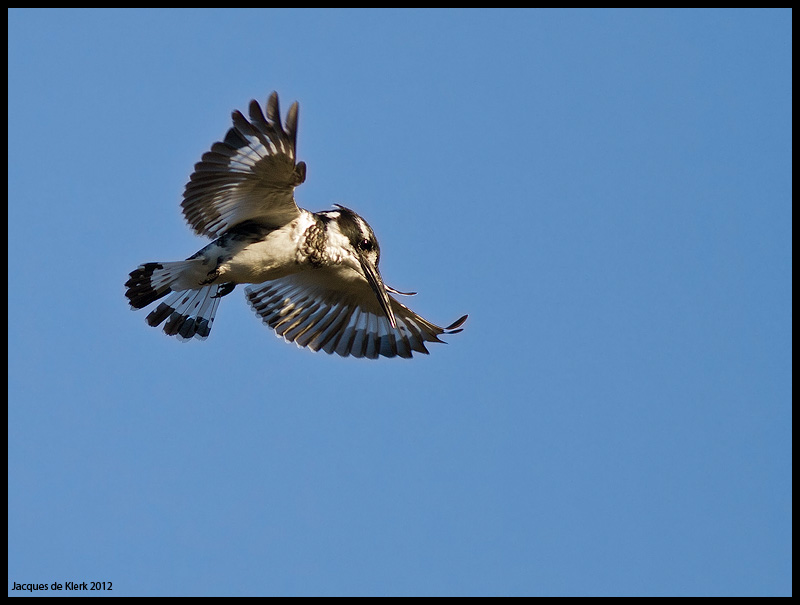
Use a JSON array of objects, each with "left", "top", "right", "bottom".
[
  {"left": 245, "top": 270, "right": 467, "bottom": 359},
  {"left": 182, "top": 92, "right": 307, "bottom": 238}
]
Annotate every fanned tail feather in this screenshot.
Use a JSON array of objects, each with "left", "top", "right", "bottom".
[
  {"left": 143, "top": 286, "right": 223, "bottom": 341},
  {"left": 125, "top": 261, "right": 228, "bottom": 341}
]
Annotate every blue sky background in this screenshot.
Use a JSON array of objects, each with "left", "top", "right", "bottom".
[{"left": 8, "top": 9, "right": 791, "bottom": 597}]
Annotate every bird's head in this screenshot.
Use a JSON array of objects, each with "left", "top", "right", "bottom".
[{"left": 328, "top": 204, "right": 397, "bottom": 328}]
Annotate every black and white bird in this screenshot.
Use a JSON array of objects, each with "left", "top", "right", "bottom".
[{"left": 125, "top": 92, "right": 467, "bottom": 358}]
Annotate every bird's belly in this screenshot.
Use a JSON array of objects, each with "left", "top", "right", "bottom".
[{"left": 221, "top": 236, "right": 301, "bottom": 284}]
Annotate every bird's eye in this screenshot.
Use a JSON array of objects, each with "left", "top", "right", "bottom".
[{"left": 359, "top": 239, "right": 373, "bottom": 252}]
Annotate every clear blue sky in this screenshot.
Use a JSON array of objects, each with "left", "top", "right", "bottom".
[{"left": 8, "top": 8, "right": 791, "bottom": 597}]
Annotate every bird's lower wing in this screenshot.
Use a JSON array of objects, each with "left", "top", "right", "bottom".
[{"left": 244, "top": 270, "right": 466, "bottom": 359}]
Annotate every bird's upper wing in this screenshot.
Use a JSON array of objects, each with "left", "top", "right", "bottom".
[
  {"left": 181, "top": 92, "right": 306, "bottom": 238},
  {"left": 245, "top": 270, "right": 467, "bottom": 359}
]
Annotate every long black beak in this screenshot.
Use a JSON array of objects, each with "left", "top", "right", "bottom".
[{"left": 359, "top": 255, "right": 397, "bottom": 329}]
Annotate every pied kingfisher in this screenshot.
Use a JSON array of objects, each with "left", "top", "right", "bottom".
[{"left": 125, "top": 92, "right": 467, "bottom": 359}]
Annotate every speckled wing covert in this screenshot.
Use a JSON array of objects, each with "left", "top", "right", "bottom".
[
  {"left": 245, "top": 271, "right": 468, "bottom": 359},
  {"left": 181, "top": 92, "right": 307, "bottom": 238}
]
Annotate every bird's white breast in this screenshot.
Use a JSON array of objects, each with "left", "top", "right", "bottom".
[{"left": 219, "top": 212, "right": 318, "bottom": 284}]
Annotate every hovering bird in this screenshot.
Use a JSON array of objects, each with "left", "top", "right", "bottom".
[{"left": 125, "top": 92, "right": 467, "bottom": 358}]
